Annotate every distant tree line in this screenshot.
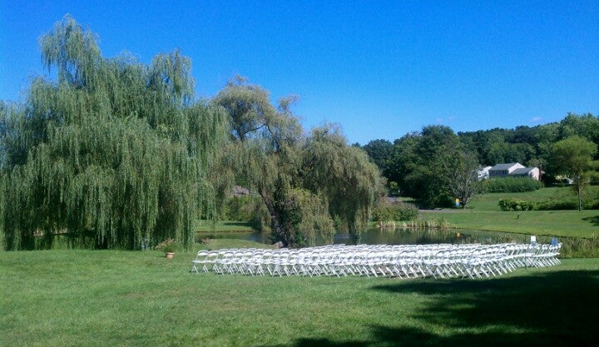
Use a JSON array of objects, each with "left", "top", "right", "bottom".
[{"left": 362, "top": 113, "right": 599, "bottom": 208}]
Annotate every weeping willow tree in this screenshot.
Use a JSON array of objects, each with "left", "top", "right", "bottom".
[
  {"left": 302, "top": 124, "right": 384, "bottom": 236},
  {"left": 0, "top": 16, "right": 228, "bottom": 250},
  {"left": 213, "top": 77, "right": 382, "bottom": 247}
]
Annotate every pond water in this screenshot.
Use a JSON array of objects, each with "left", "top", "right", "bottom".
[{"left": 197, "top": 228, "right": 539, "bottom": 247}]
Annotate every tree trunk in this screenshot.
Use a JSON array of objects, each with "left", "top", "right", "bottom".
[
  {"left": 259, "top": 191, "right": 292, "bottom": 247},
  {"left": 577, "top": 175, "right": 583, "bottom": 211}
]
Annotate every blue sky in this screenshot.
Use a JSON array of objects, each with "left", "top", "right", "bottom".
[{"left": 1, "top": 1, "right": 598, "bottom": 145}]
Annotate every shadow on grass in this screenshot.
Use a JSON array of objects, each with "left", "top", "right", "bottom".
[
  {"left": 582, "top": 215, "right": 599, "bottom": 227},
  {"left": 264, "top": 270, "right": 599, "bottom": 347}
]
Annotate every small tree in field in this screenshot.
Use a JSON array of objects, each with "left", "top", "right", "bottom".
[
  {"left": 437, "top": 147, "right": 482, "bottom": 209},
  {"left": 550, "top": 136, "right": 598, "bottom": 211}
]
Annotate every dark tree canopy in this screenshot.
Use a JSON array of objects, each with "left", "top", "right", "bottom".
[
  {"left": 0, "top": 16, "right": 228, "bottom": 250},
  {"left": 362, "top": 139, "right": 394, "bottom": 172},
  {"left": 385, "top": 125, "right": 468, "bottom": 206}
]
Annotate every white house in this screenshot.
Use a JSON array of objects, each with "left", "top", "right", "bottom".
[
  {"left": 489, "top": 163, "right": 540, "bottom": 180},
  {"left": 477, "top": 166, "right": 493, "bottom": 180},
  {"left": 511, "top": 167, "right": 541, "bottom": 180}
]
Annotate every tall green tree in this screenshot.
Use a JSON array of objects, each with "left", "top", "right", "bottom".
[
  {"left": 213, "top": 78, "right": 381, "bottom": 247},
  {"left": 0, "top": 16, "right": 228, "bottom": 250},
  {"left": 302, "top": 124, "right": 383, "bottom": 235},
  {"left": 387, "top": 133, "right": 419, "bottom": 197},
  {"left": 550, "top": 136, "right": 597, "bottom": 211},
  {"left": 362, "top": 139, "right": 393, "bottom": 172},
  {"left": 386, "top": 125, "right": 482, "bottom": 208},
  {"left": 362, "top": 139, "right": 397, "bottom": 195},
  {"left": 404, "top": 125, "right": 461, "bottom": 207}
]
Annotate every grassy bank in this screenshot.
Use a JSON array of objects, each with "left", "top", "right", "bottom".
[
  {"left": 419, "top": 187, "right": 599, "bottom": 238},
  {"left": 1, "top": 250, "right": 598, "bottom": 347},
  {"left": 420, "top": 209, "right": 599, "bottom": 238},
  {"left": 418, "top": 188, "right": 599, "bottom": 257},
  {"left": 195, "top": 220, "right": 256, "bottom": 233},
  {"left": 468, "top": 186, "right": 599, "bottom": 211}
]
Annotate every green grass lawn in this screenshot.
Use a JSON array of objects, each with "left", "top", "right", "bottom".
[
  {"left": 421, "top": 209, "right": 599, "bottom": 238},
  {"left": 467, "top": 185, "right": 599, "bottom": 212},
  {"left": 420, "top": 187, "right": 599, "bottom": 238},
  {"left": 1, "top": 249, "right": 598, "bottom": 347}
]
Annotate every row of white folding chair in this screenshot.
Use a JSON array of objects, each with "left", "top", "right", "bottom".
[
  {"left": 202, "top": 245, "right": 430, "bottom": 278},
  {"left": 525, "top": 243, "right": 562, "bottom": 268},
  {"left": 192, "top": 244, "right": 485, "bottom": 277},
  {"left": 191, "top": 242, "right": 560, "bottom": 277},
  {"left": 193, "top": 247, "right": 389, "bottom": 277},
  {"left": 206, "top": 248, "right": 330, "bottom": 276},
  {"left": 360, "top": 244, "right": 528, "bottom": 279},
  {"left": 192, "top": 248, "right": 260, "bottom": 274},
  {"left": 458, "top": 243, "right": 563, "bottom": 278},
  {"left": 192, "top": 250, "right": 218, "bottom": 273},
  {"left": 309, "top": 245, "right": 481, "bottom": 279},
  {"left": 460, "top": 245, "right": 512, "bottom": 279}
]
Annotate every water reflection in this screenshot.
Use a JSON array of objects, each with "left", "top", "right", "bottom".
[
  {"left": 197, "top": 228, "right": 533, "bottom": 247},
  {"left": 196, "top": 231, "right": 268, "bottom": 243},
  {"left": 336, "top": 228, "right": 531, "bottom": 246}
]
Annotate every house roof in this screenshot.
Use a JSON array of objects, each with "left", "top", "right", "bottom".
[
  {"left": 490, "top": 163, "right": 521, "bottom": 171},
  {"left": 511, "top": 168, "right": 535, "bottom": 175}
]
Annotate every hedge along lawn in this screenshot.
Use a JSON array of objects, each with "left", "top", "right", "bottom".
[{"left": 1, "top": 250, "right": 599, "bottom": 347}]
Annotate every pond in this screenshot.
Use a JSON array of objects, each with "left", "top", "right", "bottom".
[{"left": 196, "top": 227, "right": 538, "bottom": 247}]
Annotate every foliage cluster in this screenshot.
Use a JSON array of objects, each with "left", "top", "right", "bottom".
[
  {"left": 498, "top": 198, "right": 536, "bottom": 211},
  {"left": 154, "top": 238, "right": 177, "bottom": 253},
  {"left": 220, "top": 195, "right": 263, "bottom": 225},
  {"left": 483, "top": 177, "right": 545, "bottom": 193},
  {"left": 369, "top": 125, "right": 483, "bottom": 208},
  {"left": 372, "top": 202, "right": 419, "bottom": 222}
]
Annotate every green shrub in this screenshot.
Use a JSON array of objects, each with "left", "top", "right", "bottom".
[
  {"left": 584, "top": 198, "right": 599, "bottom": 209},
  {"left": 536, "top": 196, "right": 599, "bottom": 210},
  {"left": 536, "top": 199, "right": 578, "bottom": 210},
  {"left": 498, "top": 198, "right": 536, "bottom": 211},
  {"left": 500, "top": 195, "right": 599, "bottom": 211},
  {"left": 483, "top": 177, "right": 544, "bottom": 193},
  {"left": 223, "top": 195, "right": 260, "bottom": 221},
  {"left": 373, "top": 202, "right": 419, "bottom": 222}
]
